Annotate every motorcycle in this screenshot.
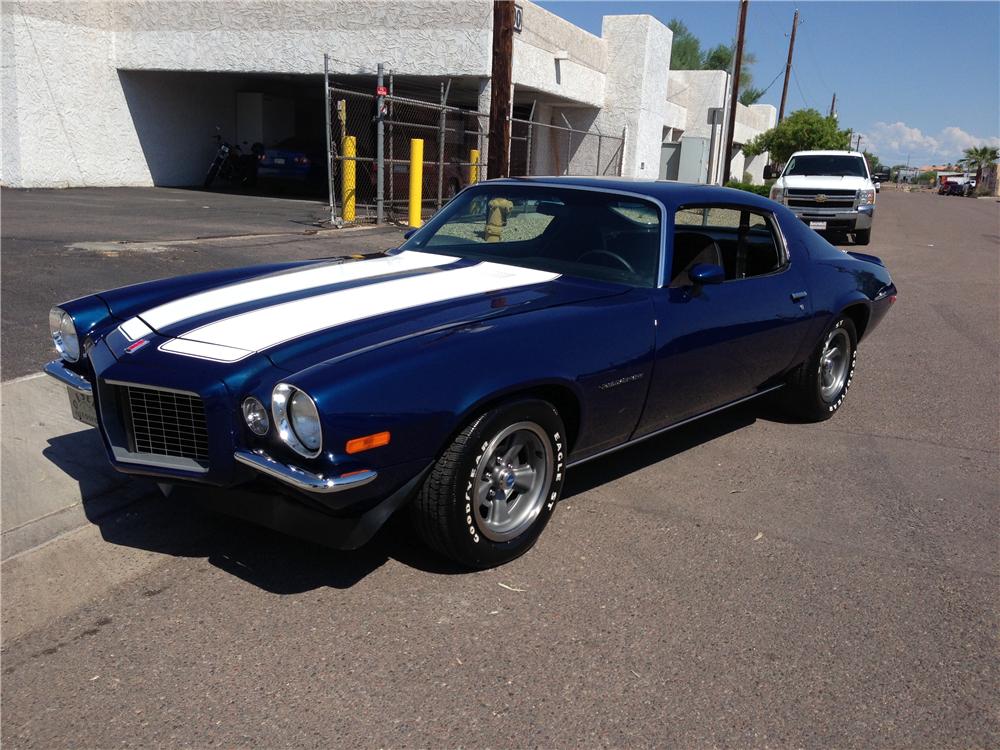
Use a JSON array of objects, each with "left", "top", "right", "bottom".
[{"left": 204, "top": 129, "right": 263, "bottom": 188}]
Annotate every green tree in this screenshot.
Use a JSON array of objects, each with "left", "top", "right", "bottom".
[
  {"left": 702, "top": 43, "right": 757, "bottom": 92},
  {"left": 961, "top": 144, "right": 999, "bottom": 186},
  {"left": 742, "top": 109, "right": 852, "bottom": 164},
  {"left": 739, "top": 86, "right": 766, "bottom": 106},
  {"left": 667, "top": 19, "right": 704, "bottom": 70}
]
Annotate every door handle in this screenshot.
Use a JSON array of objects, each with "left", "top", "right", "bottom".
[{"left": 790, "top": 291, "right": 808, "bottom": 302}]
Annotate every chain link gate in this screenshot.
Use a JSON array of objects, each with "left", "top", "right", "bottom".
[
  {"left": 324, "top": 59, "right": 488, "bottom": 225},
  {"left": 323, "top": 57, "right": 627, "bottom": 225}
]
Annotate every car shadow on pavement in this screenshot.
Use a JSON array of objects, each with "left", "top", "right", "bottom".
[
  {"left": 43, "top": 400, "right": 776, "bottom": 594},
  {"left": 562, "top": 401, "right": 760, "bottom": 500}
]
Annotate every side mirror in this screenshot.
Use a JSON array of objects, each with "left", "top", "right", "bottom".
[
  {"left": 689, "top": 263, "right": 725, "bottom": 285},
  {"left": 403, "top": 228, "right": 417, "bottom": 240}
]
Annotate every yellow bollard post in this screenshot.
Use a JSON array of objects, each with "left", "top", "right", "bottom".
[
  {"left": 341, "top": 135, "right": 356, "bottom": 222},
  {"left": 408, "top": 138, "right": 424, "bottom": 228},
  {"left": 469, "top": 149, "right": 480, "bottom": 185}
]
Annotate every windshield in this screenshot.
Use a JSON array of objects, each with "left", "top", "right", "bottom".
[
  {"left": 783, "top": 155, "right": 868, "bottom": 178},
  {"left": 400, "top": 185, "right": 662, "bottom": 287}
]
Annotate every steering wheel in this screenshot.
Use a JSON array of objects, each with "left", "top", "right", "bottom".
[{"left": 577, "top": 249, "right": 635, "bottom": 274}]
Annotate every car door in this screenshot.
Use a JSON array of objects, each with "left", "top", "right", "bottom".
[{"left": 635, "top": 204, "right": 813, "bottom": 435}]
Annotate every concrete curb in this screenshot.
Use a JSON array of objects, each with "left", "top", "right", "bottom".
[{"left": 1, "top": 373, "right": 153, "bottom": 560}]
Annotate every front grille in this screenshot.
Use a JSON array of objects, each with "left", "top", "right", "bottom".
[
  {"left": 787, "top": 188, "right": 856, "bottom": 209},
  {"left": 122, "top": 385, "right": 209, "bottom": 462}
]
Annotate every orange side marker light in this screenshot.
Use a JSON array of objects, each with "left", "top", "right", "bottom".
[{"left": 345, "top": 431, "right": 391, "bottom": 454}]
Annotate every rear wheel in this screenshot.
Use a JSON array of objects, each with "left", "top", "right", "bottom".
[
  {"left": 780, "top": 316, "right": 858, "bottom": 421},
  {"left": 411, "top": 399, "right": 566, "bottom": 568},
  {"left": 855, "top": 227, "right": 871, "bottom": 245}
]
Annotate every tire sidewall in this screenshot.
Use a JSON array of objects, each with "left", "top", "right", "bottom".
[
  {"left": 816, "top": 317, "right": 857, "bottom": 415},
  {"left": 450, "top": 400, "right": 566, "bottom": 568}
]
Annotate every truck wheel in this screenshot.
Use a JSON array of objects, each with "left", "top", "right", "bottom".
[
  {"left": 855, "top": 228, "right": 871, "bottom": 245},
  {"left": 780, "top": 316, "right": 858, "bottom": 422},
  {"left": 411, "top": 399, "right": 566, "bottom": 569}
]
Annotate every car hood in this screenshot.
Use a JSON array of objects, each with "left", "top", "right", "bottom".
[
  {"left": 779, "top": 174, "right": 870, "bottom": 191},
  {"left": 116, "top": 251, "right": 627, "bottom": 373}
]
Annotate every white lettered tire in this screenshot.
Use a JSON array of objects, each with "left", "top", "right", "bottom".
[{"left": 410, "top": 399, "right": 566, "bottom": 568}]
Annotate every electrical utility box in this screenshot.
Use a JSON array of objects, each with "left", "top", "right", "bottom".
[{"left": 677, "top": 136, "right": 710, "bottom": 184}]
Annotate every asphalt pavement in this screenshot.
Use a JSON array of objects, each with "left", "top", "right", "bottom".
[
  {"left": 0, "top": 187, "right": 405, "bottom": 380},
  {"left": 1, "top": 187, "right": 998, "bottom": 748}
]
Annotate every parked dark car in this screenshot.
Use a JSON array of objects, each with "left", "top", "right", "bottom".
[
  {"left": 257, "top": 138, "right": 323, "bottom": 184},
  {"left": 46, "top": 178, "right": 896, "bottom": 568}
]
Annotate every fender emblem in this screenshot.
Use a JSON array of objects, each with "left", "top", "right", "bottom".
[
  {"left": 124, "top": 338, "right": 149, "bottom": 354},
  {"left": 599, "top": 373, "right": 644, "bottom": 390}
]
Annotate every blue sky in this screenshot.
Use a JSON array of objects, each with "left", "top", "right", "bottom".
[{"left": 537, "top": 1, "right": 1000, "bottom": 167}]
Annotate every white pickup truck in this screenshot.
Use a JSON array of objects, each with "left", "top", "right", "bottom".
[{"left": 769, "top": 150, "right": 876, "bottom": 245}]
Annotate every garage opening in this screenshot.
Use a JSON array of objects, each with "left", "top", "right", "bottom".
[{"left": 118, "top": 70, "right": 328, "bottom": 198}]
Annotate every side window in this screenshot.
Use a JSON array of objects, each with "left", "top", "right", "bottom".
[{"left": 670, "top": 205, "right": 786, "bottom": 286}]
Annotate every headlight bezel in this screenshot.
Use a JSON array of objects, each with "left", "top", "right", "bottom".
[
  {"left": 271, "top": 383, "right": 322, "bottom": 458},
  {"left": 49, "top": 307, "right": 81, "bottom": 362},
  {"left": 857, "top": 188, "right": 876, "bottom": 206},
  {"left": 242, "top": 396, "right": 270, "bottom": 437}
]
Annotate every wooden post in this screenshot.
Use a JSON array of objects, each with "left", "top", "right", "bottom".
[
  {"left": 487, "top": 1, "right": 515, "bottom": 179},
  {"left": 778, "top": 8, "right": 799, "bottom": 123},
  {"left": 722, "top": 0, "right": 749, "bottom": 185}
]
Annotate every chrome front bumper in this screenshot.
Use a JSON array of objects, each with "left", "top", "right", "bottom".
[
  {"left": 234, "top": 450, "right": 378, "bottom": 494},
  {"left": 44, "top": 360, "right": 92, "bottom": 393},
  {"left": 789, "top": 204, "right": 874, "bottom": 230}
]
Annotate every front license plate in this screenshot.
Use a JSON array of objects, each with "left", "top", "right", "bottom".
[
  {"left": 67, "top": 388, "right": 98, "bottom": 427},
  {"left": 809, "top": 221, "right": 827, "bottom": 230},
  {"left": 273, "top": 157, "right": 286, "bottom": 165}
]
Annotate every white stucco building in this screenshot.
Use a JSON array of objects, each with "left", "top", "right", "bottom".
[{"left": 1, "top": 0, "right": 775, "bottom": 189}]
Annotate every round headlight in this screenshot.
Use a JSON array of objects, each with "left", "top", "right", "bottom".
[
  {"left": 271, "top": 383, "right": 322, "bottom": 457},
  {"left": 288, "top": 390, "right": 322, "bottom": 451},
  {"left": 242, "top": 396, "right": 270, "bottom": 436},
  {"left": 49, "top": 307, "right": 80, "bottom": 362}
]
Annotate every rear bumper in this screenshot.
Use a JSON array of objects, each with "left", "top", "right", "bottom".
[{"left": 790, "top": 204, "right": 873, "bottom": 231}]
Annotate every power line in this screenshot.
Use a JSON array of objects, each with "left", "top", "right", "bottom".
[{"left": 791, "top": 65, "right": 811, "bottom": 109}]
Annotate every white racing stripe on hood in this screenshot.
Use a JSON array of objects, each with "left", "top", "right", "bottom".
[
  {"left": 166, "top": 262, "right": 560, "bottom": 361},
  {"left": 140, "top": 251, "right": 458, "bottom": 332}
]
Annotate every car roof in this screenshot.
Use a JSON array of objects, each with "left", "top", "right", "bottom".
[
  {"left": 789, "top": 150, "right": 866, "bottom": 158},
  {"left": 485, "top": 176, "right": 776, "bottom": 211}
]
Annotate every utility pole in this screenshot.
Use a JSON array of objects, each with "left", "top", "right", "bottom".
[
  {"left": 487, "top": 0, "right": 515, "bottom": 180},
  {"left": 856, "top": 135, "right": 863, "bottom": 152},
  {"left": 829, "top": 92, "right": 836, "bottom": 118},
  {"left": 722, "top": 0, "right": 749, "bottom": 185},
  {"left": 777, "top": 8, "right": 799, "bottom": 123}
]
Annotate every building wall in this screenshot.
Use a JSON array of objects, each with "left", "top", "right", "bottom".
[
  {"left": 3, "top": 0, "right": 771, "bottom": 188},
  {"left": 600, "top": 15, "right": 673, "bottom": 179}
]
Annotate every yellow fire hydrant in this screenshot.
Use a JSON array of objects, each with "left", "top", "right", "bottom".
[{"left": 485, "top": 198, "right": 513, "bottom": 242}]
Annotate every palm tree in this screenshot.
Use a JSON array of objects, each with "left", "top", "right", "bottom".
[{"left": 961, "top": 145, "right": 1000, "bottom": 188}]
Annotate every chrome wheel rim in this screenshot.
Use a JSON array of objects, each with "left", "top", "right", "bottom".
[
  {"left": 819, "top": 328, "right": 850, "bottom": 402},
  {"left": 473, "top": 422, "right": 553, "bottom": 542}
]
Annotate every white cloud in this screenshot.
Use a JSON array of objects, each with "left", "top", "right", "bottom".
[{"left": 858, "top": 121, "right": 999, "bottom": 164}]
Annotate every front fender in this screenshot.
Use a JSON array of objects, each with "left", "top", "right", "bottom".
[{"left": 286, "top": 290, "right": 656, "bottom": 469}]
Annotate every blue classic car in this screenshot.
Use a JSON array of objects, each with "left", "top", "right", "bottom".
[{"left": 46, "top": 178, "right": 896, "bottom": 568}]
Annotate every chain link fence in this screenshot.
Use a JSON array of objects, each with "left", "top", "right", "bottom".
[
  {"left": 325, "top": 78, "right": 488, "bottom": 225},
  {"left": 323, "top": 58, "right": 626, "bottom": 225},
  {"left": 510, "top": 116, "right": 625, "bottom": 178}
]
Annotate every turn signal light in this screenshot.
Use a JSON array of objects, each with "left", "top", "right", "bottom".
[{"left": 346, "top": 431, "right": 391, "bottom": 454}]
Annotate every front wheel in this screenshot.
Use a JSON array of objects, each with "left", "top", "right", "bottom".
[
  {"left": 411, "top": 399, "right": 566, "bottom": 568},
  {"left": 780, "top": 316, "right": 858, "bottom": 421},
  {"left": 855, "top": 227, "right": 871, "bottom": 245}
]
